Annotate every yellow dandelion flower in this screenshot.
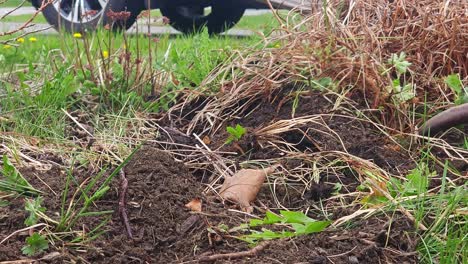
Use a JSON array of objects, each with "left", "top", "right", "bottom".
[
  {"left": 274, "top": 43, "right": 281, "bottom": 48},
  {"left": 73, "top": 33, "right": 82, "bottom": 38},
  {"left": 102, "top": 50, "right": 109, "bottom": 59},
  {"left": 17, "top": 38, "right": 25, "bottom": 43},
  {"left": 3, "top": 44, "right": 12, "bottom": 49},
  {"left": 29, "top": 37, "right": 37, "bottom": 42}
]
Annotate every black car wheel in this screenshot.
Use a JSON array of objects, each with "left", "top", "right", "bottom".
[
  {"left": 39, "top": 0, "right": 144, "bottom": 32},
  {"left": 160, "top": 2, "right": 245, "bottom": 34}
]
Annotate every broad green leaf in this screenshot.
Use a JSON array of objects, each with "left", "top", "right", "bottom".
[
  {"left": 280, "top": 210, "right": 315, "bottom": 224},
  {"left": 404, "top": 163, "right": 434, "bottom": 195},
  {"left": 226, "top": 126, "right": 237, "bottom": 136},
  {"left": 291, "top": 223, "right": 307, "bottom": 233},
  {"left": 264, "top": 211, "right": 282, "bottom": 224},
  {"left": 444, "top": 74, "right": 462, "bottom": 94},
  {"left": 249, "top": 219, "right": 264, "bottom": 227},
  {"left": 394, "top": 83, "right": 415, "bottom": 102},
  {"left": 304, "top": 221, "right": 331, "bottom": 234},
  {"left": 21, "top": 233, "right": 48, "bottom": 256},
  {"left": 24, "top": 197, "right": 46, "bottom": 226}
]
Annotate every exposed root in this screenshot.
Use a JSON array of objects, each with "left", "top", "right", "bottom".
[
  {"left": 419, "top": 103, "right": 468, "bottom": 136},
  {"left": 197, "top": 241, "right": 271, "bottom": 262},
  {"left": 118, "top": 169, "right": 133, "bottom": 239}
]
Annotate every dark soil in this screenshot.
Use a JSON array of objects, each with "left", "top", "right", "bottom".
[
  {"left": 2, "top": 88, "right": 443, "bottom": 263},
  {"left": 0, "top": 146, "right": 418, "bottom": 263}
]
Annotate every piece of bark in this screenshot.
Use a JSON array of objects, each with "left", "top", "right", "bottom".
[{"left": 219, "top": 165, "right": 277, "bottom": 213}]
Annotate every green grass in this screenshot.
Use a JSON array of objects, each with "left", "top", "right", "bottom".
[
  {"left": 1, "top": 29, "right": 260, "bottom": 138},
  {"left": 0, "top": 0, "right": 31, "bottom": 8},
  {"left": 0, "top": 13, "right": 47, "bottom": 23},
  {"left": 376, "top": 158, "right": 468, "bottom": 263}
]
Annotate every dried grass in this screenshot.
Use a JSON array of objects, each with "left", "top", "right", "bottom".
[
  {"left": 160, "top": 0, "right": 468, "bottom": 228},
  {"left": 170, "top": 0, "right": 467, "bottom": 133}
]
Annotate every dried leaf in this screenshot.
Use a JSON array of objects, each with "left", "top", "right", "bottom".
[
  {"left": 202, "top": 135, "right": 211, "bottom": 145},
  {"left": 219, "top": 165, "right": 278, "bottom": 213},
  {"left": 369, "top": 180, "right": 388, "bottom": 198},
  {"left": 185, "top": 198, "right": 202, "bottom": 212}
]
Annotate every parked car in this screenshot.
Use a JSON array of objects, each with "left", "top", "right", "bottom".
[{"left": 28, "top": 0, "right": 276, "bottom": 34}]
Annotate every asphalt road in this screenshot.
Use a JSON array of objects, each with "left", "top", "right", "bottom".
[
  {"left": 1, "top": 7, "right": 267, "bottom": 36},
  {"left": 0, "top": 21, "right": 255, "bottom": 37},
  {"left": 0, "top": 7, "right": 272, "bottom": 16}
]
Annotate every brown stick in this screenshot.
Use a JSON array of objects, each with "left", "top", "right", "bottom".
[
  {"left": 420, "top": 103, "right": 468, "bottom": 136},
  {"left": 198, "top": 241, "right": 270, "bottom": 262},
  {"left": 119, "top": 170, "right": 133, "bottom": 238}
]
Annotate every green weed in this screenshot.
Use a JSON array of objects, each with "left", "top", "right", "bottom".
[
  {"left": 444, "top": 74, "right": 467, "bottom": 105},
  {"left": 386, "top": 52, "right": 415, "bottom": 104},
  {"left": 239, "top": 210, "right": 330, "bottom": 244},
  {"left": 24, "top": 197, "right": 46, "bottom": 226},
  {"left": 21, "top": 233, "right": 49, "bottom": 256},
  {"left": 225, "top": 124, "right": 247, "bottom": 144}
]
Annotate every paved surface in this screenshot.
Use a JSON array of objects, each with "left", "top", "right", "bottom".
[
  {"left": 0, "top": 7, "right": 271, "bottom": 16},
  {"left": 0, "top": 7, "right": 269, "bottom": 36},
  {"left": 0, "top": 21, "right": 255, "bottom": 37},
  {"left": 0, "top": 6, "right": 37, "bottom": 16}
]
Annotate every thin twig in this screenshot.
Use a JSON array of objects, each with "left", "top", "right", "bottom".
[
  {"left": 118, "top": 169, "right": 133, "bottom": 238},
  {"left": 198, "top": 241, "right": 271, "bottom": 262},
  {"left": 0, "top": 223, "right": 47, "bottom": 244}
]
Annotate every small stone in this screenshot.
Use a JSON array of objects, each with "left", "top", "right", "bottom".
[{"left": 348, "top": 255, "right": 359, "bottom": 264}]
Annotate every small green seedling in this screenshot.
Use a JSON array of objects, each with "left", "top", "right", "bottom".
[
  {"left": 385, "top": 162, "right": 435, "bottom": 198},
  {"left": 388, "top": 52, "right": 412, "bottom": 75},
  {"left": 225, "top": 124, "right": 247, "bottom": 144},
  {"left": 444, "top": 74, "right": 468, "bottom": 105},
  {"left": 21, "top": 233, "right": 49, "bottom": 256},
  {"left": 386, "top": 52, "right": 415, "bottom": 103},
  {"left": 24, "top": 197, "right": 46, "bottom": 226},
  {"left": 240, "top": 210, "right": 330, "bottom": 244}
]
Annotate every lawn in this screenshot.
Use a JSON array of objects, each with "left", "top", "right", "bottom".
[
  {"left": 0, "top": 1, "right": 467, "bottom": 263},
  {"left": 0, "top": 0, "right": 31, "bottom": 8}
]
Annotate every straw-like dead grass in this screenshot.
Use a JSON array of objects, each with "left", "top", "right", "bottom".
[
  {"left": 160, "top": 0, "right": 467, "bottom": 238},
  {"left": 170, "top": 0, "right": 467, "bottom": 133}
]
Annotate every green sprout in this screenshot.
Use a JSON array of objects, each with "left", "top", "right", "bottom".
[
  {"left": 444, "top": 74, "right": 468, "bottom": 105},
  {"left": 21, "top": 233, "right": 49, "bottom": 256},
  {"left": 225, "top": 124, "right": 247, "bottom": 144},
  {"left": 24, "top": 197, "right": 47, "bottom": 226}
]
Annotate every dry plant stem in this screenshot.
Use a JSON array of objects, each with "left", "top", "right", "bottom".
[
  {"left": 198, "top": 241, "right": 271, "bottom": 262},
  {"left": 119, "top": 169, "right": 133, "bottom": 239},
  {"left": 370, "top": 180, "right": 428, "bottom": 231},
  {"left": 0, "top": 0, "right": 53, "bottom": 39},
  {"left": 0, "top": 223, "right": 47, "bottom": 244}
]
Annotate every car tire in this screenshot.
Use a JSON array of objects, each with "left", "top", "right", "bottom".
[
  {"left": 160, "top": 2, "right": 245, "bottom": 34},
  {"left": 39, "top": 0, "right": 144, "bottom": 33}
]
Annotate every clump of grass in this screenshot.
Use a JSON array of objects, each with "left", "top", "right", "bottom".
[{"left": 0, "top": 155, "right": 40, "bottom": 196}]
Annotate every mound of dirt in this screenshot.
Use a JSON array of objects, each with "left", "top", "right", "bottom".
[
  {"left": 1, "top": 144, "right": 419, "bottom": 263},
  {"left": 85, "top": 146, "right": 207, "bottom": 263},
  {"left": 0, "top": 147, "right": 206, "bottom": 263}
]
